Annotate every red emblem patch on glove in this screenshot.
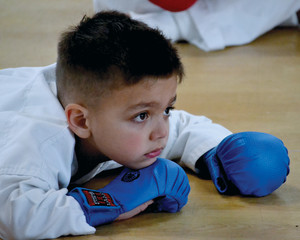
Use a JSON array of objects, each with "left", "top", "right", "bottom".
[{"left": 83, "top": 190, "right": 116, "bottom": 207}]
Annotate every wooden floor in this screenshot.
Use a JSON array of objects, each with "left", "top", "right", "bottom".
[{"left": 1, "top": 1, "right": 300, "bottom": 239}]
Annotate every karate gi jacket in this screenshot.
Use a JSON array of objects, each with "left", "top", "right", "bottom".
[
  {"left": 0, "top": 64, "right": 231, "bottom": 239},
  {"left": 94, "top": 0, "right": 300, "bottom": 51}
]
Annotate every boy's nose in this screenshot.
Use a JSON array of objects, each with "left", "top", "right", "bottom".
[{"left": 149, "top": 118, "right": 168, "bottom": 141}]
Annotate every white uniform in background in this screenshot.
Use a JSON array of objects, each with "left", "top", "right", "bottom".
[
  {"left": 0, "top": 64, "right": 231, "bottom": 239},
  {"left": 94, "top": 0, "right": 300, "bottom": 51}
]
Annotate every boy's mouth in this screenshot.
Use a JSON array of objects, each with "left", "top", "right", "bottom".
[{"left": 144, "top": 148, "right": 162, "bottom": 159}]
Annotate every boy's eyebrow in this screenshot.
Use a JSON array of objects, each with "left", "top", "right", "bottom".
[
  {"left": 170, "top": 95, "right": 177, "bottom": 104},
  {"left": 127, "top": 95, "right": 177, "bottom": 111}
]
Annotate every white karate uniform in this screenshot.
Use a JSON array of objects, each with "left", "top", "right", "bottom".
[
  {"left": 94, "top": 0, "right": 300, "bottom": 51},
  {"left": 0, "top": 64, "right": 231, "bottom": 239}
]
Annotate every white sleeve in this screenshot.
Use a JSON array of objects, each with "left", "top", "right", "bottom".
[
  {"left": 187, "top": 0, "right": 300, "bottom": 51},
  {"left": 0, "top": 175, "right": 95, "bottom": 240},
  {"left": 160, "top": 110, "right": 232, "bottom": 172},
  {"left": 0, "top": 65, "right": 95, "bottom": 239},
  {"left": 96, "top": 0, "right": 300, "bottom": 51}
]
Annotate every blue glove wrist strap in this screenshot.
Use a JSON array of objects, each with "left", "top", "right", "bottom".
[
  {"left": 198, "top": 148, "right": 238, "bottom": 195},
  {"left": 68, "top": 187, "right": 121, "bottom": 227},
  {"left": 203, "top": 147, "right": 229, "bottom": 194}
]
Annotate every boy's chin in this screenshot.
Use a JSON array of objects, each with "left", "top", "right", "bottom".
[{"left": 127, "top": 158, "right": 158, "bottom": 170}]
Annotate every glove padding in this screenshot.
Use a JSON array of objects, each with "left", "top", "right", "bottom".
[
  {"left": 68, "top": 158, "right": 190, "bottom": 227},
  {"left": 196, "top": 132, "right": 290, "bottom": 197}
]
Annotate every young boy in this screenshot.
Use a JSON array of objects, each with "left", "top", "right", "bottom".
[{"left": 0, "top": 11, "right": 289, "bottom": 239}]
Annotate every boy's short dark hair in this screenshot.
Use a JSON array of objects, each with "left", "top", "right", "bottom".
[{"left": 56, "top": 11, "right": 184, "bottom": 107}]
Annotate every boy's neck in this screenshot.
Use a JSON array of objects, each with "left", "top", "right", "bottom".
[{"left": 71, "top": 136, "right": 110, "bottom": 182}]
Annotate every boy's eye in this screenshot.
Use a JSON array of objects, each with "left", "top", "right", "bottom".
[
  {"left": 164, "top": 107, "right": 174, "bottom": 116},
  {"left": 134, "top": 112, "right": 149, "bottom": 123}
]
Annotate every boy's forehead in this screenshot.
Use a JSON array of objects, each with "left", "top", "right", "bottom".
[
  {"left": 126, "top": 94, "right": 177, "bottom": 111},
  {"left": 101, "top": 75, "right": 178, "bottom": 110}
]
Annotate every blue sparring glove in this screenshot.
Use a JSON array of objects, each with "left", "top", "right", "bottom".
[
  {"left": 68, "top": 158, "right": 190, "bottom": 227},
  {"left": 196, "top": 132, "right": 290, "bottom": 197}
]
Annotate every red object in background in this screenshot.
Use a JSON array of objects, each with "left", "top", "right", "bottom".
[{"left": 149, "top": 0, "right": 197, "bottom": 12}]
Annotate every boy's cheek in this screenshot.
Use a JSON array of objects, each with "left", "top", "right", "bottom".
[{"left": 123, "top": 136, "right": 145, "bottom": 152}]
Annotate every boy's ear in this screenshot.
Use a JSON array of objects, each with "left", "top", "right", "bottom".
[{"left": 65, "top": 104, "right": 91, "bottom": 139}]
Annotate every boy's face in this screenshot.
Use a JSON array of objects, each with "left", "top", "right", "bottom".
[{"left": 87, "top": 75, "right": 178, "bottom": 169}]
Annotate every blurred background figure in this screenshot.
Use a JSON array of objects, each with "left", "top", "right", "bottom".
[{"left": 94, "top": 0, "right": 300, "bottom": 51}]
